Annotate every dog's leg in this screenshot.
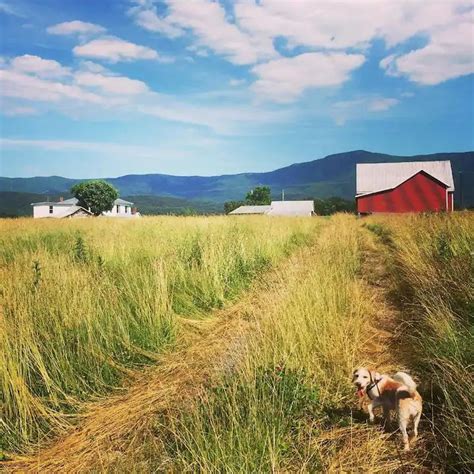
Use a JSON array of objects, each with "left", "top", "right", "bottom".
[
  {"left": 382, "top": 406, "right": 391, "bottom": 430},
  {"left": 413, "top": 410, "right": 421, "bottom": 439},
  {"left": 367, "top": 399, "right": 381, "bottom": 423},
  {"left": 367, "top": 402, "right": 375, "bottom": 422},
  {"left": 399, "top": 414, "right": 410, "bottom": 451}
]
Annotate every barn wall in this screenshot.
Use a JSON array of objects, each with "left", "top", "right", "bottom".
[
  {"left": 357, "top": 172, "right": 450, "bottom": 213},
  {"left": 448, "top": 191, "right": 454, "bottom": 211}
]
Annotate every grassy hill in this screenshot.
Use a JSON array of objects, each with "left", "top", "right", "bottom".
[{"left": 1, "top": 151, "right": 473, "bottom": 216}]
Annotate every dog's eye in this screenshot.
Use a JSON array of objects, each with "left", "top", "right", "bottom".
[{"left": 363, "top": 376, "right": 368, "bottom": 379}]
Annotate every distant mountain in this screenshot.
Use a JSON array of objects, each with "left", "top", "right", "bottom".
[{"left": 1, "top": 151, "right": 473, "bottom": 215}]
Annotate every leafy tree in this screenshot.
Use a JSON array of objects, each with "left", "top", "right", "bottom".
[
  {"left": 224, "top": 200, "right": 245, "bottom": 214},
  {"left": 313, "top": 196, "right": 355, "bottom": 216},
  {"left": 71, "top": 180, "right": 119, "bottom": 216},
  {"left": 245, "top": 186, "right": 271, "bottom": 205}
]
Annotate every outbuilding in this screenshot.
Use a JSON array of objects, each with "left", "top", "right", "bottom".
[
  {"left": 229, "top": 200, "right": 314, "bottom": 217},
  {"left": 356, "top": 161, "right": 455, "bottom": 214}
]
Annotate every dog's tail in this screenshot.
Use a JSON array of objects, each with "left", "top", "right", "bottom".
[{"left": 393, "top": 371, "right": 417, "bottom": 395}]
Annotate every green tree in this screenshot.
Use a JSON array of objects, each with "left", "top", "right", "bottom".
[
  {"left": 245, "top": 186, "right": 271, "bottom": 205},
  {"left": 224, "top": 200, "right": 245, "bottom": 214},
  {"left": 71, "top": 180, "right": 119, "bottom": 216},
  {"left": 313, "top": 196, "right": 355, "bottom": 216}
]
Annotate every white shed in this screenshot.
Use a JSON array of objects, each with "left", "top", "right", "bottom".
[
  {"left": 229, "top": 200, "right": 314, "bottom": 217},
  {"left": 229, "top": 205, "right": 271, "bottom": 215},
  {"left": 267, "top": 200, "right": 314, "bottom": 216}
]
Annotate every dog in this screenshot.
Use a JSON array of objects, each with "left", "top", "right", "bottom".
[{"left": 352, "top": 368, "right": 422, "bottom": 451}]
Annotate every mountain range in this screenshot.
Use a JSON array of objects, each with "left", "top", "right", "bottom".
[{"left": 1, "top": 150, "right": 473, "bottom": 216}]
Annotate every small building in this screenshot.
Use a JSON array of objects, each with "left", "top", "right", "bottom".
[
  {"left": 229, "top": 200, "right": 314, "bottom": 217},
  {"left": 31, "top": 197, "right": 140, "bottom": 218},
  {"left": 356, "top": 161, "right": 455, "bottom": 214},
  {"left": 267, "top": 200, "right": 314, "bottom": 216},
  {"left": 229, "top": 205, "right": 271, "bottom": 215}
]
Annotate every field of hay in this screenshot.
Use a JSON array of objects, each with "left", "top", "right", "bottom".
[{"left": 1, "top": 213, "right": 472, "bottom": 472}]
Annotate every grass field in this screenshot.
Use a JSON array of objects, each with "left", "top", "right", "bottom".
[
  {"left": 1, "top": 213, "right": 472, "bottom": 472},
  {"left": 0, "top": 216, "right": 318, "bottom": 452}
]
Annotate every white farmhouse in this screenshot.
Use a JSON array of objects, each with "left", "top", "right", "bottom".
[
  {"left": 31, "top": 197, "right": 140, "bottom": 219},
  {"left": 229, "top": 200, "right": 314, "bottom": 217}
]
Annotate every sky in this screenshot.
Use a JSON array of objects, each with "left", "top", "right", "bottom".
[{"left": 0, "top": 0, "right": 473, "bottom": 178}]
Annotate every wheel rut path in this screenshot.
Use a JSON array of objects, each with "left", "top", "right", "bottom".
[{"left": 2, "top": 242, "right": 312, "bottom": 473}]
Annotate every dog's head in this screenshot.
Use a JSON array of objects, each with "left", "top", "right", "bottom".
[{"left": 352, "top": 367, "right": 381, "bottom": 397}]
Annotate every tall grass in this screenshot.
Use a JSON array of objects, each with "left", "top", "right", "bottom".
[
  {"left": 378, "top": 213, "right": 474, "bottom": 471},
  {"left": 154, "top": 215, "right": 382, "bottom": 471},
  {"left": 0, "top": 216, "right": 318, "bottom": 452}
]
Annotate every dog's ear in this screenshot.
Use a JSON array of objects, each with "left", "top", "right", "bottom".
[{"left": 373, "top": 371, "right": 382, "bottom": 382}]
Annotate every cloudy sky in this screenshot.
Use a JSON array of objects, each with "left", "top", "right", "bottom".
[{"left": 1, "top": 0, "right": 473, "bottom": 178}]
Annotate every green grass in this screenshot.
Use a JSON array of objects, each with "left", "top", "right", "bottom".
[
  {"left": 371, "top": 213, "right": 474, "bottom": 471},
  {"left": 136, "top": 215, "right": 377, "bottom": 472},
  {"left": 0, "top": 215, "right": 319, "bottom": 452}
]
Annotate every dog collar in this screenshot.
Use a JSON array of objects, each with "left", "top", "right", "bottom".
[{"left": 365, "top": 379, "right": 381, "bottom": 399}]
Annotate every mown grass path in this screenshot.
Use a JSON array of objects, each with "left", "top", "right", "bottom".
[
  {"left": 2, "top": 234, "right": 317, "bottom": 473},
  {"left": 328, "top": 225, "right": 431, "bottom": 472}
]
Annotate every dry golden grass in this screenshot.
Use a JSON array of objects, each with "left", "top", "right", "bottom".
[
  {"left": 2, "top": 220, "right": 322, "bottom": 472},
  {"left": 2, "top": 212, "right": 471, "bottom": 473},
  {"left": 365, "top": 212, "right": 474, "bottom": 471},
  {"left": 0, "top": 216, "right": 319, "bottom": 454}
]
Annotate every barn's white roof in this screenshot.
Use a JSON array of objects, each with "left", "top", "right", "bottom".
[
  {"left": 229, "top": 205, "right": 271, "bottom": 215},
  {"left": 267, "top": 200, "right": 314, "bottom": 216},
  {"left": 356, "top": 161, "right": 454, "bottom": 196}
]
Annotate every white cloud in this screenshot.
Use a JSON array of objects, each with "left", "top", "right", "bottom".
[
  {"left": 127, "top": 0, "right": 473, "bottom": 88},
  {"left": 235, "top": 0, "right": 472, "bottom": 51},
  {"left": 0, "top": 1, "right": 22, "bottom": 16},
  {"left": 0, "top": 53, "right": 286, "bottom": 133},
  {"left": 252, "top": 52, "right": 365, "bottom": 103},
  {"left": 2, "top": 105, "right": 39, "bottom": 116},
  {"left": 368, "top": 97, "right": 399, "bottom": 112},
  {"left": 0, "top": 69, "right": 104, "bottom": 103},
  {"left": 130, "top": 0, "right": 277, "bottom": 65},
  {"left": 73, "top": 36, "right": 159, "bottom": 63},
  {"left": 229, "top": 78, "right": 246, "bottom": 87},
  {"left": 130, "top": 7, "right": 183, "bottom": 38},
  {"left": 332, "top": 96, "right": 400, "bottom": 125},
  {"left": 47, "top": 20, "right": 106, "bottom": 36},
  {"left": 74, "top": 71, "right": 149, "bottom": 95},
  {"left": 79, "top": 61, "right": 109, "bottom": 73},
  {"left": 380, "top": 19, "right": 474, "bottom": 85},
  {"left": 0, "top": 138, "right": 159, "bottom": 156},
  {"left": 10, "top": 54, "right": 70, "bottom": 78}
]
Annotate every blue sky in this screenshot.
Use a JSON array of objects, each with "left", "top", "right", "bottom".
[{"left": 0, "top": 0, "right": 473, "bottom": 178}]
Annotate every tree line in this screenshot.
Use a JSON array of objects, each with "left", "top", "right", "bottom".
[{"left": 224, "top": 186, "right": 355, "bottom": 215}]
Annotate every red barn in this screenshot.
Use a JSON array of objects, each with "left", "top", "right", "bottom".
[{"left": 356, "top": 161, "right": 455, "bottom": 214}]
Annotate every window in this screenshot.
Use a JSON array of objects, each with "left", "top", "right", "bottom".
[
  {"left": 125, "top": 206, "right": 128, "bottom": 213},
  {"left": 49, "top": 206, "right": 53, "bottom": 214},
  {"left": 116, "top": 205, "right": 120, "bottom": 213}
]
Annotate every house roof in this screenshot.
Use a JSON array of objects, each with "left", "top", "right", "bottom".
[
  {"left": 267, "top": 200, "right": 314, "bottom": 216},
  {"left": 114, "top": 198, "right": 134, "bottom": 205},
  {"left": 229, "top": 205, "right": 271, "bottom": 215},
  {"left": 31, "top": 197, "right": 134, "bottom": 206},
  {"left": 53, "top": 206, "right": 93, "bottom": 218},
  {"left": 356, "top": 161, "right": 454, "bottom": 196}
]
